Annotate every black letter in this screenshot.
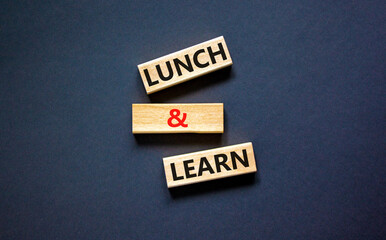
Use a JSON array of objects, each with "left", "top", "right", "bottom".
[
  {"left": 214, "top": 154, "right": 231, "bottom": 172},
  {"left": 231, "top": 149, "right": 249, "bottom": 169},
  {"left": 207, "top": 43, "right": 227, "bottom": 64},
  {"left": 183, "top": 159, "right": 197, "bottom": 178},
  {"left": 198, "top": 157, "right": 215, "bottom": 176},
  {"left": 173, "top": 54, "right": 193, "bottom": 76},
  {"left": 170, "top": 163, "right": 184, "bottom": 181},
  {"left": 144, "top": 69, "right": 159, "bottom": 87},
  {"left": 193, "top": 49, "right": 209, "bottom": 68},
  {"left": 155, "top": 61, "right": 173, "bottom": 81}
]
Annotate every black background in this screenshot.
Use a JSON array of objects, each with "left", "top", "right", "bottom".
[{"left": 1, "top": 1, "right": 385, "bottom": 239}]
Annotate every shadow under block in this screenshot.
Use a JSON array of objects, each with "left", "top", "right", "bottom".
[
  {"left": 163, "top": 142, "right": 257, "bottom": 188},
  {"left": 138, "top": 36, "right": 233, "bottom": 94},
  {"left": 132, "top": 103, "right": 223, "bottom": 134}
]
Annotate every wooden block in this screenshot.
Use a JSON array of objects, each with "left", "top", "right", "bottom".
[
  {"left": 132, "top": 103, "right": 223, "bottom": 134},
  {"left": 163, "top": 142, "right": 256, "bottom": 188},
  {"left": 138, "top": 36, "right": 233, "bottom": 94}
]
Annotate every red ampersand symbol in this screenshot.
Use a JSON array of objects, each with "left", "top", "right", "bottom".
[{"left": 167, "top": 109, "right": 188, "bottom": 128}]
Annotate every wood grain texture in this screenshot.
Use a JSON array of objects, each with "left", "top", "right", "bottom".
[
  {"left": 138, "top": 36, "right": 232, "bottom": 94},
  {"left": 132, "top": 103, "right": 223, "bottom": 134},
  {"left": 163, "top": 142, "right": 256, "bottom": 188}
]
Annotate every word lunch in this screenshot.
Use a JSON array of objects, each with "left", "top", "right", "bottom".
[
  {"left": 132, "top": 103, "right": 223, "bottom": 134},
  {"left": 163, "top": 142, "right": 257, "bottom": 188},
  {"left": 137, "top": 36, "right": 233, "bottom": 94}
]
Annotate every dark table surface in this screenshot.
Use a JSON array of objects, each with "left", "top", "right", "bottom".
[{"left": 1, "top": 1, "right": 385, "bottom": 239}]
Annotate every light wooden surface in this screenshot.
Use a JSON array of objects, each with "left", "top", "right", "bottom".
[
  {"left": 132, "top": 103, "right": 223, "bottom": 134},
  {"left": 138, "top": 36, "right": 232, "bottom": 94},
  {"left": 163, "top": 142, "right": 256, "bottom": 188}
]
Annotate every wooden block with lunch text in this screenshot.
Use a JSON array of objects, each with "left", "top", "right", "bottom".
[
  {"left": 163, "top": 142, "right": 257, "bottom": 188},
  {"left": 138, "top": 36, "right": 232, "bottom": 94},
  {"left": 132, "top": 103, "right": 223, "bottom": 134}
]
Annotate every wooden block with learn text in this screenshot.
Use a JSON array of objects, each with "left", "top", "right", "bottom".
[
  {"left": 138, "top": 36, "right": 232, "bottom": 94},
  {"left": 132, "top": 103, "right": 223, "bottom": 134},
  {"left": 163, "top": 142, "right": 256, "bottom": 188}
]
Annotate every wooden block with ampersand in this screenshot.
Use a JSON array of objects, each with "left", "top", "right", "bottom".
[{"left": 132, "top": 103, "right": 224, "bottom": 134}]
